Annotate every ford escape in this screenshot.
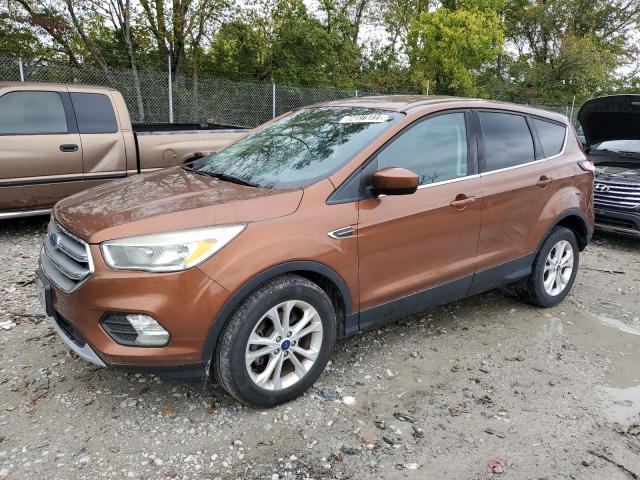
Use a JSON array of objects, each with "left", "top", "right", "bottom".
[{"left": 37, "top": 96, "right": 594, "bottom": 407}]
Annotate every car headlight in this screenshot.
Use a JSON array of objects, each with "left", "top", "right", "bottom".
[{"left": 101, "top": 225, "right": 245, "bottom": 272}]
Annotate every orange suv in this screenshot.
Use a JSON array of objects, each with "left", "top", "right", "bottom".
[{"left": 37, "top": 96, "right": 594, "bottom": 407}]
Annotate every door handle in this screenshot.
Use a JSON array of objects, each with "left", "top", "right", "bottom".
[
  {"left": 450, "top": 194, "right": 476, "bottom": 210},
  {"left": 536, "top": 175, "right": 553, "bottom": 188},
  {"left": 59, "top": 144, "right": 78, "bottom": 153}
]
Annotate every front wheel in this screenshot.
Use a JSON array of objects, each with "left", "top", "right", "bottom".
[
  {"left": 213, "top": 275, "right": 336, "bottom": 407},
  {"left": 523, "top": 226, "right": 579, "bottom": 307}
]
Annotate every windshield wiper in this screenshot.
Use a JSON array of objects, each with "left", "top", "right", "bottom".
[{"left": 183, "top": 165, "right": 259, "bottom": 187}]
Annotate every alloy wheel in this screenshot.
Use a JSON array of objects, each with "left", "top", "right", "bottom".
[
  {"left": 543, "top": 240, "right": 574, "bottom": 296},
  {"left": 245, "top": 300, "right": 323, "bottom": 390}
]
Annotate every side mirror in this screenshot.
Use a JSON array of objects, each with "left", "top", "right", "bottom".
[{"left": 371, "top": 167, "right": 419, "bottom": 196}]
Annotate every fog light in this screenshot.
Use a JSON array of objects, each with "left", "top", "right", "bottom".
[{"left": 101, "top": 313, "right": 170, "bottom": 347}]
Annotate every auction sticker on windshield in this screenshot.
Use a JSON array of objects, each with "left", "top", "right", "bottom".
[{"left": 339, "top": 114, "right": 391, "bottom": 124}]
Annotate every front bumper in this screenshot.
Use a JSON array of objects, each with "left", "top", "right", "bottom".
[
  {"left": 36, "top": 242, "right": 231, "bottom": 379},
  {"left": 47, "top": 307, "right": 209, "bottom": 378},
  {"left": 49, "top": 312, "right": 106, "bottom": 367},
  {"left": 595, "top": 206, "right": 640, "bottom": 237}
]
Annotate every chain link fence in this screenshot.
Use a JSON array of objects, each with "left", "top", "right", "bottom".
[{"left": 0, "top": 56, "right": 580, "bottom": 128}]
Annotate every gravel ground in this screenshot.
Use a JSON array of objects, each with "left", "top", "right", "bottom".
[{"left": 1, "top": 217, "right": 639, "bottom": 480}]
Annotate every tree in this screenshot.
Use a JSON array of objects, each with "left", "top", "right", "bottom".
[
  {"left": 503, "top": 0, "right": 640, "bottom": 103},
  {"left": 269, "top": 0, "right": 361, "bottom": 86},
  {"left": 0, "top": 6, "right": 45, "bottom": 60},
  {"left": 97, "top": 0, "right": 145, "bottom": 119},
  {"left": 407, "top": 0, "right": 505, "bottom": 95}
]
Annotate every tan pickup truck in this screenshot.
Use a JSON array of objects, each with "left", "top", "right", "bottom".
[{"left": 0, "top": 82, "right": 246, "bottom": 219}]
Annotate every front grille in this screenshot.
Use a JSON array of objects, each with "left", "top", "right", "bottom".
[
  {"left": 594, "top": 178, "right": 640, "bottom": 210},
  {"left": 40, "top": 218, "right": 93, "bottom": 292}
]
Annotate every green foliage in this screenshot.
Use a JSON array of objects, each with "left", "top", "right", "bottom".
[
  {"left": 3, "top": 0, "right": 640, "bottom": 105},
  {"left": 268, "top": 0, "right": 361, "bottom": 87},
  {"left": 407, "top": 0, "right": 505, "bottom": 95},
  {"left": 502, "top": 0, "right": 639, "bottom": 104},
  {"left": 0, "top": 11, "right": 43, "bottom": 59},
  {"left": 206, "top": 20, "right": 270, "bottom": 79}
]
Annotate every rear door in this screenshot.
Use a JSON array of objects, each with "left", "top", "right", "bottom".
[
  {"left": 0, "top": 88, "right": 83, "bottom": 213},
  {"left": 357, "top": 110, "right": 482, "bottom": 329},
  {"left": 470, "top": 110, "right": 560, "bottom": 293},
  {"left": 69, "top": 91, "right": 127, "bottom": 182}
]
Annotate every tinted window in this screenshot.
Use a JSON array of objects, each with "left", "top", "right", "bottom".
[
  {"left": 0, "top": 91, "right": 67, "bottom": 134},
  {"left": 532, "top": 118, "right": 566, "bottom": 157},
  {"left": 191, "top": 107, "right": 402, "bottom": 189},
  {"left": 70, "top": 93, "right": 117, "bottom": 134},
  {"left": 479, "top": 112, "right": 535, "bottom": 171},
  {"left": 377, "top": 113, "right": 468, "bottom": 185}
]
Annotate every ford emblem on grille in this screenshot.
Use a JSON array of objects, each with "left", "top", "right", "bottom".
[
  {"left": 594, "top": 183, "right": 610, "bottom": 193},
  {"left": 49, "top": 233, "right": 60, "bottom": 247}
]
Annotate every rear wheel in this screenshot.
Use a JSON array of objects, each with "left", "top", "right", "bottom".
[
  {"left": 213, "top": 275, "right": 336, "bottom": 407},
  {"left": 523, "top": 226, "right": 579, "bottom": 307}
]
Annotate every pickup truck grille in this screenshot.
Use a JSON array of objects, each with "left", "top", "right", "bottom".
[
  {"left": 40, "top": 218, "right": 93, "bottom": 292},
  {"left": 594, "top": 178, "right": 640, "bottom": 210}
]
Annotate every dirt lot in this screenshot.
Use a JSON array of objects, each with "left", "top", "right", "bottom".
[{"left": 0, "top": 217, "right": 639, "bottom": 480}]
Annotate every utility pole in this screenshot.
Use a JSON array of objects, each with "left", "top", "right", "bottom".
[
  {"left": 168, "top": 55, "right": 174, "bottom": 123},
  {"left": 272, "top": 81, "right": 276, "bottom": 119}
]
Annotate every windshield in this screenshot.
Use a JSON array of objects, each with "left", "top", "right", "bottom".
[
  {"left": 190, "top": 107, "right": 402, "bottom": 189},
  {"left": 593, "top": 140, "right": 640, "bottom": 154}
]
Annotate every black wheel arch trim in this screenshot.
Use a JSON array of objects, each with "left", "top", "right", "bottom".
[
  {"left": 200, "top": 260, "right": 354, "bottom": 362},
  {"left": 540, "top": 208, "right": 592, "bottom": 251}
]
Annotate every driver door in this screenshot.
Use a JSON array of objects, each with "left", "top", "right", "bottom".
[{"left": 357, "top": 110, "right": 482, "bottom": 329}]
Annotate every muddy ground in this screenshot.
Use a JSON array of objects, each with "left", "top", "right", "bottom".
[{"left": 0, "top": 217, "right": 639, "bottom": 480}]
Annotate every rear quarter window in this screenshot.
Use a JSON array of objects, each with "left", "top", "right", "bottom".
[
  {"left": 70, "top": 93, "right": 118, "bottom": 134},
  {"left": 532, "top": 118, "right": 566, "bottom": 157},
  {"left": 479, "top": 111, "right": 535, "bottom": 172}
]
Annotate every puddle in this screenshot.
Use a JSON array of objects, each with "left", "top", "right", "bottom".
[
  {"left": 594, "top": 315, "right": 640, "bottom": 336},
  {"left": 597, "top": 384, "right": 640, "bottom": 424},
  {"left": 564, "top": 313, "right": 640, "bottom": 423}
]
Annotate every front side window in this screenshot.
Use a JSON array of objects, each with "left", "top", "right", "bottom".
[
  {"left": 376, "top": 112, "right": 468, "bottom": 185},
  {"left": 70, "top": 93, "right": 118, "bottom": 134},
  {"left": 480, "top": 112, "right": 535, "bottom": 171},
  {"left": 191, "top": 107, "right": 402, "bottom": 189},
  {"left": 0, "top": 91, "right": 67, "bottom": 134}
]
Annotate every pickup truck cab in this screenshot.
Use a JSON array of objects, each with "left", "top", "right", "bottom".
[
  {"left": 0, "top": 82, "right": 245, "bottom": 218},
  {"left": 37, "top": 96, "right": 594, "bottom": 407}
]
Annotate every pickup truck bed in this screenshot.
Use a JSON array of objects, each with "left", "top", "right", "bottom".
[{"left": 0, "top": 82, "right": 246, "bottom": 218}]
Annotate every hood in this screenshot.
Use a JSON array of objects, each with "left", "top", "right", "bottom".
[
  {"left": 54, "top": 167, "right": 303, "bottom": 243},
  {"left": 578, "top": 95, "right": 640, "bottom": 146}
]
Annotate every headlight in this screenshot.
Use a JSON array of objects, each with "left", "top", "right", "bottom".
[{"left": 101, "top": 225, "right": 245, "bottom": 272}]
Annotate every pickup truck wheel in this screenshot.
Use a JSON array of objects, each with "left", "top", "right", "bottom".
[
  {"left": 524, "top": 226, "right": 579, "bottom": 307},
  {"left": 213, "top": 274, "right": 336, "bottom": 408}
]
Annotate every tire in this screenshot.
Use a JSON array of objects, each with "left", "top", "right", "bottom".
[
  {"left": 523, "top": 226, "right": 579, "bottom": 307},
  {"left": 213, "top": 274, "right": 336, "bottom": 408}
]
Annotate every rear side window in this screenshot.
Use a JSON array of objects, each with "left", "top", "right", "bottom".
[
  {"left": 70, "top": 93, "right": 117, "bottom": 134},
  {"left": 0, "top": 91, "right": 67, "bottom": 134},
  {"left": 377, "top": 112, "right": 468, "bottom": 185},
  {"left": 532, "top": 118, "right": 566, "bottom": 157},
  {"left": 479, "top": 111, "right": 535, "bottom": 171}
]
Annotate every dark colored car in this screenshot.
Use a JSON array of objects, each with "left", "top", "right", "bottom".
[
  {"left": 37, "top": 96, "right": 594, "bottom": 407},
  {"left": 578, "top": 95, "right": 640, "bottom": 237}
]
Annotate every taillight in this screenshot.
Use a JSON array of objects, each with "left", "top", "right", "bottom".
[{"left": 578, "top": 160, "right": 595, "bottom": 172}]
